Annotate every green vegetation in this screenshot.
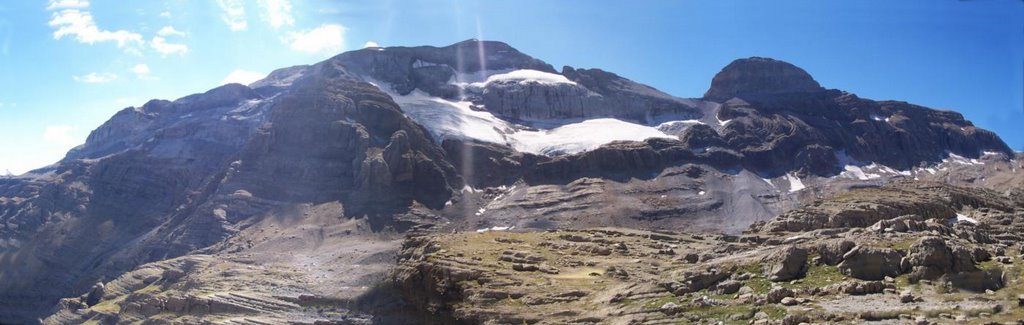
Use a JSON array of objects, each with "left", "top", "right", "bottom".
[
  {"left": 779, "top": 263, "right": 845, "bottom": 290},
  {"left": 90, "top": 297, "right": 122, "bottom": 314}
]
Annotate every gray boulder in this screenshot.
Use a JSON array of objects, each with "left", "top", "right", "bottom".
[
  {"left": 762, "top": 246, "right": 809, "bottom": 282},
  {"left": 837, "top": 246, "right": 905, "bottom": 280}
]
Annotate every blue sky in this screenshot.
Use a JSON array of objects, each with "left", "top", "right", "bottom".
[{"left": 0, "top": 0, "right": 1021, "bottom": 174}]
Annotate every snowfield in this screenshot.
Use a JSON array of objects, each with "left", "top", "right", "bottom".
[
  {"left": 470, "top": 69, "right": 577, "bottom": 87},
  {"left": 378, "top": 73, "right": 690, "bottom": 157},
  {"left": 510, "top": 118, "right": 676, "bottom": 155}
]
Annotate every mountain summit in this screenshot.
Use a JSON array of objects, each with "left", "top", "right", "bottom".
[{"left": 704, "top": 57, "right": 824, "bottom": 101}]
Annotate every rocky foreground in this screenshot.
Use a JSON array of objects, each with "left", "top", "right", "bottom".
[{"left": 389, "top": 181, "right": 1024, "bottom": 324}]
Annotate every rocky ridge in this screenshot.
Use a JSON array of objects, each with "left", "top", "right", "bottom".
[{"left": 389, "top": 181, "right": 1024, "bottom": 324}]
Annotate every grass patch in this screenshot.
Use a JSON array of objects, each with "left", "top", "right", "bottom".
[
  {"left": 681, "top": 304, "right": 787, "bottom": 325},
  {"left": 744, "top": 276, "right": 772, "bottom": 294},
  {"left": 641, "top": 295, "right": 683, "bottom": 309},
  {"left": 779, "top": 264, "right": 846, "bottom": 290},
  {"left": 90, "top": 296, "right": 123, "bottom": 314}
]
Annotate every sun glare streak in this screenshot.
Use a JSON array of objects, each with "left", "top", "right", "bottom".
[{"left": 476, "top": 17, "right": 486, "bottom": 81}]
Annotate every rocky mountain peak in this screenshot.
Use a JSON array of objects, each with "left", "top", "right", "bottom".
[{"left": 703, "top": 57, "right": 823, "bottom": 101}]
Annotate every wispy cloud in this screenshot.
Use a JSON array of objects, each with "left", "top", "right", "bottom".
[
  {"left": 46, "top": 1, "right": 144, "bottom": 54},
  {"left": 281, "top": 24, "right": 345, "bottom": 55},
  {"left": 364, "top": 41, "right": 380, "bottom": 48},
  {"left": 46, "top": 0, "right": 89, "bottom": 10},
  {"left": 258, "top": 0, "right": 294, "bottom": 29},
  {"left": 131, "top": 63, "right": 150, "bottom": 75},
  {"left": 156, "top": 26, "right": 186, "bottom": 37},
  {"left": 158, "top": 11, "right": 171, "bottom": 18},
  {"left": 48, "top": 8, "right": 144, "bottom": 51},
  {"left": 216, "top": 0, "right": 248, "bottom": 31},
  {"left": 221, "top": 69, "right": 266, "bottom": 86},
  {"left": 42, "top": 125, "right": 78, "bottom": 146},
  {"left": 73, "top": 72, "right": 117, "bottom": 83},
  {"left": 150, "top": 36, "right": 188, "bottom": 56}
]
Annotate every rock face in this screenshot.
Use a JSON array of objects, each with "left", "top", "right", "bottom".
[
  {"left": 333, "top": 39, "right": 556, "bottom": 98},
  {"left": 703, "top": 57, "right": 823, "bottom": 101},
  {"left": 475, "top": 67, "right": 700, "bottom": 122},
  {"left": 0, "top": 48, "right": 460, "bottom": 323},
  {"left": 752, "top": 181, "right": 1017, "bottom": 233}
]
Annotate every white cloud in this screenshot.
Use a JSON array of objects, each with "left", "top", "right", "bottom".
[
  {"left": 364, "top": 41, "right": 380, "bottom": 48},
  {"left": 257, "top": 0, "right": 294, "bottom": 29},
  {"left": 157, "top": 26, "right": 186, "bottom": 37},
  {"left": 221, "top": 69, "right": 265, "bottom": 86},
  {"left": 281, "top": 24, "right": 345, "bottom": 55},
  {"left": 42, "top": 125, "right": 78, "bottom": 146},
  {"left": 131, "top": 63, "right": 150, "bottom": 75},
  {"left": 159, "top": 11, "right": 172, "bottom": 18},
  {"left": 47, "top": 0, "right": 89, "bottom": 10},
  {"left": 216, "top": 0, "right": 248, "bottom": 31},
  {"left": 73, "top": 72, "right": 117, "bottom": 83},
  {"left": 150, "top": 36, "right": 188, "bottom": 56},
  {"left": 48, "top": 9, "right": 144, "bottom": 50},
  {"left": 130, "top": 63, "right": 158, "bottom": 80}
]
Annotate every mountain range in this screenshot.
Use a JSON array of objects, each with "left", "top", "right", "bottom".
[{"left": 0, "top": 40, "right": 1020, "bottom": 324}]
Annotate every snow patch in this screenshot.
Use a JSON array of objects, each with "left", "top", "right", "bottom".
[
  {"left": 510, "top": 118, "right": 675, "bottom": 155},
  {"left": 785, "top": 173, "right": 805, "bottom": 193},
  {"left": 944, "top": 153, "right": 984, "bottom": 166},
  {"left": 470, "top": 69, "right": 576, "bottom": 87},
  {"left": 412, "top": 59, "right": 443, "bottom": 68},
  {"left": 656, "top": 119, "right": 704, "bottom": 135},
  {"left": 716, "top": 114, "right": 732, "bottom": 127},
  {"left": 476, "top": 225, "right": 514, "bottom": 233},
  {"left": 841, "top": 165, "right": 881, "bottom": 180},
  {"left": 954, "top": 213, "right": 978, "bottom": 224}
]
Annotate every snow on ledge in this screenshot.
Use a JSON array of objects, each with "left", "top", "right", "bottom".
[
  {"left": 954, "top": 213, "right": 978, "bottom": 224},
  {"left": 471, "top": 69, "right": 577, "bottom": 87},
  {"left": 476, "top": 225, "right": 515, "bottom": 233},
  {"left": 785, "top": 173, "right": 805, "bottom": 193}
]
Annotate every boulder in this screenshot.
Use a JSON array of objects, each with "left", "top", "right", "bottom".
[
  {"left": 900, "top": 290, "right": 915, "bottom": 303},
  {"left": 815, "top": 240, "right": 856, "bottom": 266},
  {"left": 826, "top": 280, "right": 891, "bottom": 296},
  {"left": 905, "top": 237, "right": 978, "bottom": 281},
  {"left": 762, "top": 246, "right": 808, "bottom": 281},
  {"left": 663, "top": 268, "right": 731, "bottom": 295},
  {"left": 837, "top": 246, "right": 905, "bottom": 280},
  {"left": 84, "top": 282, "right": 105, "bottom": 307},
  {"left": 766, "top": 287, "right": 795, "bottom": 304},
  {"left": 712, "top": 280, "right": 742, "bottom": 295}
]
